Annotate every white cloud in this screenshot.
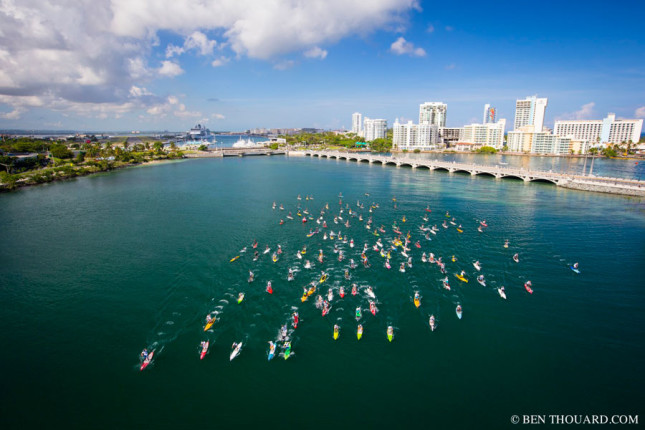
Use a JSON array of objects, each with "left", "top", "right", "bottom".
[
  {"left": 145, "top": 95, "right": 201, "bottom": 119},
  {"left": 274, "top": 60, "right": 295, "bottom": 70},
  {"left": 211, "top": 57, "right": 230, "bottom": 68},
  {"left": 445, "top": 25, "right": 454, "bottom": 31},
  {"left": 426, "top": 24, "right": 435, "bottom": 33},
  {"left": 129, "top": 86, "right": 153, "bottom": 97},
  {"left": 166, "top": 31, "right": 216, "bottom": 58},
  {"left": 556, "top": 102, "right": 596, "bottom": 121},
  {"left": 635, "top": 106, "right": 645, "bottom": 119},
  {"left": 174, "top": 104, "right": 201, "bottom": 118},
  {"left": 184, "top": 31, "right": 216, "bottom": 56},
  {"left": 0, "top": 108, "right": 26, "bottom": 120},
  {"left": 165, "top": 44, "right": 185, "bottom": 58},
  {"left": 304, "top": 46, "right": 328, "bottom": 60},
  {"left": 445, "top": 63, "right": 456, "bottom": 70},
  {"left": 212, "top": 113, "right": 226, "bottom": 120},
  {"left": 110, "top": 0, "right": 419, "bottom": 59},
  {"left": 0, "top": 0, "right": 419, "bottom": 121},
  {"left": 390, "top": 37, "right": 426, "bottom": 57},
  {"left": 158, "top": 60, "right": 184, "bottom": 77}
]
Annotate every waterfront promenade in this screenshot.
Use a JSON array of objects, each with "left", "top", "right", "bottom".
[{"left": 291, "top": 150, "right": 645, "bottom": 197}]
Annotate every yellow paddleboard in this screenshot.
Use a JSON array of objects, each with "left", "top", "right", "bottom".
[
  {"left": 230, "top": 256, "right": 240, "bottom": 262},
  {"left": 455, "top": 274, "right": 469, "bottom": 283}
]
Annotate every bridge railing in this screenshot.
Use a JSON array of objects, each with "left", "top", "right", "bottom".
[{"left": 304, "top": 151, "right": 644, "bottom": 185}]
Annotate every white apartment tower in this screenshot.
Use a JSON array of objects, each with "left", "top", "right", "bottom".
[
  {"left": 514, "top": 96, "right": 548, "bottom": 132},
  {"left": 352, "top": 112, "right": 362, "bottom": 135},
  {"left": 460, "top": 119, "right": 506, "bottom": 149},
  {"left": 393, "top": 120, "right": 439, "bottom": 150},
  {"left": 554, "top": 113, "right": 642, "bottom": 145},
  {"left": 483, "top": 104, "right": 496, "bottom": 124},
  {"left": 363, "top": 118, "right": 387, "bottom": 142},
  {"left": 419, "top": 102, "right": 447, "bottom": 127}
]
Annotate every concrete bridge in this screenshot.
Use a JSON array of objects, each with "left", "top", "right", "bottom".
[
  {"left": 185, "top": 148, "right": 285, "bottom": 158},
  {"left": 293, "top": 150, "right": 645, "bottom": 197}
]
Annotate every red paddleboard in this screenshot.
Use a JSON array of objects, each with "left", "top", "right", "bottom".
[
  {"left": 140, "top": 351, "right": 154, "bottom": 371},
  {"left": 200, "top": 342, "right": 209, "bottom": 360},
  {"left": 524, "top": 283, "right": 533, "bottom": 294}
]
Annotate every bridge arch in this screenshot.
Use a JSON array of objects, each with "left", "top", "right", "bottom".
[
  {"left": 453, "top": 169, "right": 471, "bottom": 175},
  {"left": 529, "top": 178, "right": 558, "bottom": 185},
  {"left": 500, "top": 174, "right": 525, "bottom": 181},
  {"left": 475, "top": 172, "right": 497, "bottom": 178}
]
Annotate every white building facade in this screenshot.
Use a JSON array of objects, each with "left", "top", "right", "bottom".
[
  {"left": 393, "top": 120, "right": 439, "bottom": 150},
  {"left": 554, "top": 113, "right": 642, "bottom": 145},
  {"left": 459, "top": 119, "right": 506, "bottom": 149},
  {"left": 507, "top": 126, "right": 576, "bottom": 155},
  {"left": 352, "top": 112, "right": 362, "bottom": 136},
  {"left": 363, "top": 118, "right": 387, "bottom": 142},
  {"left": 514, "top": 95, "right": 548, "bottom": 132},
  {"left": 419, "top": 102, "right": 447, "bottom": 127}
]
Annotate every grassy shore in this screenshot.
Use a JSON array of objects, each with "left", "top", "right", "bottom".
[{"left": 0, "top": 155, "right": 185, "bottom": 192}]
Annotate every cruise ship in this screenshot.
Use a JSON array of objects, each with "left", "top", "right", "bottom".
[
  {"left": 180, "top": 124, "right": 217, "bottom": 149},
  {"left": 187, "top": 124, "right": 215, "bottom": 142}
]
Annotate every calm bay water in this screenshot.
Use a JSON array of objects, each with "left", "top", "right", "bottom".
[{"left": 1, "top": 156, "right": 644, "bottom": 429}]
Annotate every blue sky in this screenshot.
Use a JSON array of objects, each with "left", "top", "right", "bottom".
[{"left": 1, "top": 0, "right": 644, "bottom": 132}]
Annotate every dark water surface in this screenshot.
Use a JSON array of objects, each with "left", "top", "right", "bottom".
[{"left": 1, "top": 156, "right": 644, "bottom": 429}]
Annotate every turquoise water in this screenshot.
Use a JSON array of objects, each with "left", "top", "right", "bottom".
[{"left": 1, "top": 156, "right": 644, "bottom": 429}]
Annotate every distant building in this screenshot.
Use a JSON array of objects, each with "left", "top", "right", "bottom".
[
  {"left": 393, "top": 120, "right": 439, "bottom": 150},
  {"left": 352, "top": 112, "right": 363, "bottom": 135},
  {"left": 419, "top": 102, "right": 447, "bottom": 127},
  {"left": 514, "top": 95, "right": 548, "bottom": 132},
  {"left": 363, "top": 118, "right": 387, "bottom": 142},
  {"left": 554, "top": 113, "right": 642, "bottom": 145},
  {"left": 483, "top": 104, "right": 496, "bottom": 124},
  {"left": 439, "top": 127, "right": 462, "bottom": 147},
  {"left": 507, "top": 126, "right": 580, "bottom": 155},
  {"left": 459, "top": 119, "right": 506, "bottom": 149}
]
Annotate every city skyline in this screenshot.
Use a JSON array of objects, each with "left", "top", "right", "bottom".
[{"left": 1, "top": 0, "right": 644, "bottom": 132}]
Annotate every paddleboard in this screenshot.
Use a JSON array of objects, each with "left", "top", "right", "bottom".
[
  {"left": 140, "top": 350, "right": 154, "bottom": 371},
  {"left": 199, "top": 342, "right": 209, "bottom": 360},
  {"left": 230, "top": 342, "right": 243, "bottom": 361}
]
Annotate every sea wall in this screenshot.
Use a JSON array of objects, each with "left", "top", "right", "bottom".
[
  {"left": 560, "top": 180, "right": 645, "bottom": 197},
  {"left": 184, "top": 151, "right": 223, "bottom": 158}
]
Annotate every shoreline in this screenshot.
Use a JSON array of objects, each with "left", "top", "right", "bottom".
[{"left": 0, "top": 157, "right": 188, "bottom": 192}]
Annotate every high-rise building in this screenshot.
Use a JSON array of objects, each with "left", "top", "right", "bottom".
[
  {"left": 419, "top": 102, "right": 447, "bottom": 127},
  {"left": 459, "top": 119, "right": 506, "bottom": 148},
  {"left": 483, "top": 104, "right": 496, "bottom": 124},
  {"left": 352, "top": 112, "right": 362, "bottom": 135},
  {"left": 363, "top": 118, "right": 387, "bottom": 142},
  {"left": 554, "top": 113, "right": 642, "bottom": 145},
  {"left": 514, "top": 96, "right": 548, "bottom": 132},
  {"left": 393, "top": 120, "right": 439, "bottom": 150}
]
